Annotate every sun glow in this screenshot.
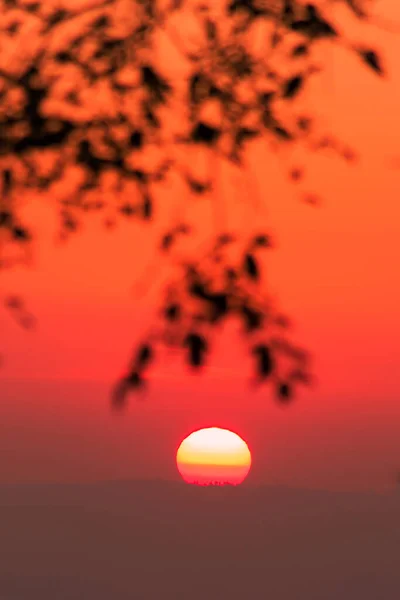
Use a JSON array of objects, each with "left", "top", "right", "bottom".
[{"left": 176, "top": 427, "right": 252, "bottom": 486}]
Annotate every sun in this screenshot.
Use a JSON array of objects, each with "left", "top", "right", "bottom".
[{"left": 176, "top": 427, "right": 252, "bottom": 486}]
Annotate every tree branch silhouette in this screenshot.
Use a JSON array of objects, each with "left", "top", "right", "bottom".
[{"left": 0, "top": 0, "right": 386, "bottom": 409}]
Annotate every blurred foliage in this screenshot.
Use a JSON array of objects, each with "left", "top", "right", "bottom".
[{"left": 0, "top": 0, "right": 386, "bottom": 408}]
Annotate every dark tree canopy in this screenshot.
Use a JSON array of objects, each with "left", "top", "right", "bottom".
[{"left": 0, "top": 0, "right": 386, "bottom": 408}]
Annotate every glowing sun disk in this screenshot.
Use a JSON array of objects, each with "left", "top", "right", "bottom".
[{"left": 176, "top": 427, "right": 252, "bottom": 486}]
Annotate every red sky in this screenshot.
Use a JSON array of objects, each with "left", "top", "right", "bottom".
[{"left": 1, "top": 1, "right": 400, "bottom": 491}]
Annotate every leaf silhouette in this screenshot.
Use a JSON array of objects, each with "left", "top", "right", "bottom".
[
  {"left": 189, "top": 73, "right": 211, "bottom": 105},
  {"left": 276, "top": 382, "right": 293, "bottom": 403},
  {"left": 253, "top": 344, "right": 274, "bottom": 379},
  {"left": 191, "top": 122, "right": 221, "bottom": 146},
  {"left": 184, "top": 332, "right": 208, "bottom": 368},
  {"left": 164, "top": 303, "right": 181, "bottom": 321},
  {"left": 185, "top": 175, "right": 211, "bottom": 194},
  {"left": 141, "top": 65, "right": 171, "bottom": 103},
  {"left": 120, "top": 204, "right": 136, "bottom": 217},
  {"left": 217, "top": 233, "right": 236, "bottom": 246},
  {"left": 142, "top": 194, "right": 153, "bottom": 219},
  {"left": 112, "top": 371, "right": 144, "bottom": 410},
  {"left": 273, "top": 124, "right": 293, "bottom": 140},
  {"left": 0, "top": 211, "right": 12, "bottom": 228},
  {"left": 4, "top": 295, "right": 24, "bottom": 311},
  {"left": 134, "top": 343, "right": 153, "bottom": 370},
  {"left": 129, "top": 130, "right": 143, "bottom": 149},
  {"left": 291, "top": 6, "right": 337, "bottom": 39},
  {"left": 160, "top": 232, "right": 175, "bottom": 251},
  {"left": 234, "top": 127, "right": 259, "bottom": 148},
  {"left": 289, "top": 167, "right": 303, "bottom": 182},
  {"left": 283, "top": 75, "right": 304, "bottom": 99},
  {"left": 292, "top": 44, "right": 308, "bottom": 57},
  {"left": 205, "top": 19, "right": 217, "bottom": 42},
  {"left": 208, "top": 293, "right": 229, "bottom": 323},
  {"left": 225, "top": 267, "right": 237, "bottom": 283},
  {"left": 252, "top": 234, "right": 272, "bottom": 248},
  {"left": 358, "top": 49, "right": 384, "bottom": 76},
  {"left": 244, "top": 253, "right": 259, "bottom": 281},
  {"left": 345, "top": 0, "right": 367, "bottom": 18},
  {"left": 3, "top": 169, "right": 12, "bottom": 197},
  {"left": 189, "top": 279, "right": 210, "bottom": 301},
  {"left": 12, "top": 226, "right": 30, "bottom": 242},
  {"left": 241, "top": 304, "right": 263, "bottom": 332}
]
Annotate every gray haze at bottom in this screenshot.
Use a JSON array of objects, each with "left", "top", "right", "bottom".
[{"left": 0, "top": 480, "right": 399, "bottom": 600}]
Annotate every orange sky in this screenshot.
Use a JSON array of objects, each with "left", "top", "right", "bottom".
[{"left": 1, "top": 1, "right": 400, "bottom": 491}]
